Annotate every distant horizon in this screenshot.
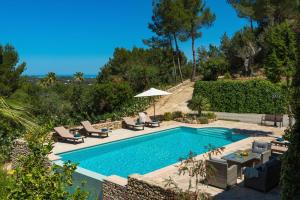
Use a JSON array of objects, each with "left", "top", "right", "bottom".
[
  {"left": 1, "top": 0, "right": 249, "bottom": 75},
  {"left": 23, "top": 74, "right": 98, "bottom": 78}
]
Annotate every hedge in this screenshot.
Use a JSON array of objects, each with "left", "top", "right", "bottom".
[{"left": 193, "top": 79, "right": 288, "bottom": 114}]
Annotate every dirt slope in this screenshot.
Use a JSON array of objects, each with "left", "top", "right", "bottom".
[{"left": 145, "top": 81, "right": 194, "bottom": 116}]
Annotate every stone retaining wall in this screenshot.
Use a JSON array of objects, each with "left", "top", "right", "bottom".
[
  {"left": 103, "top": 176, "right": 128, "bottom": 200},
  {"left": 93, "top": 121, "right": 122, "bottom": 130},
  {"left": 11, "top": 139, "right": 31, "bottom": 169},
  {"left": 103, "top": 174, "right": 177, "bottom": 200},
  {"left": 11, "top": 139, "right": 51, "bottom": 169}
]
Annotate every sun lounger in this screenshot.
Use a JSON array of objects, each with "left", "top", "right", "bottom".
[
  {"left": 54, "top": 126, "right": 84, "bottom": 144},
  {"left": 139, "top": 113, "right": 160, "bottom": 127},
  {"left": 123, "top": 117, "right": 144, "bottom": 130},
  {"left": 81, "top": 121, "right": 109, "bottom": 137},
  {"left": 145, "top": 115, "right": 160, "bottom": 127}
]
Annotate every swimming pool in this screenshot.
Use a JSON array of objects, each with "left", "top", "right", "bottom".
[{"left": 59, "top": 127, "right": 247, "bottom": 178}]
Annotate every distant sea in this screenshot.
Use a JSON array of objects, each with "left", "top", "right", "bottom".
[{"left": 24, "top": 74, "right": 97, "bottom": 79}]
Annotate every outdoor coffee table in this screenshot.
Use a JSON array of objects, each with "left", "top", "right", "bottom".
[{"left": 222, "top": 150, "right": 258, "bottom": 178}]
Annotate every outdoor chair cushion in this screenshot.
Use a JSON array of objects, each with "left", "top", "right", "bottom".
[
  {"left": 210, "top": 157, "right": 227, "bottom": 164},
  {"left": 252, "top": 141, "right": 270, "bottom": 154},
  {"left": 244, "top": 167, "right": 259, "bottom": 178},
  {"left": 138, "top": 112, "right": 147, "bottom": 124}
]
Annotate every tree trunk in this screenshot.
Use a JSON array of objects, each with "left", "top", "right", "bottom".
[
  {"left": 191, "top": 34, "right": 196, "bottom": 81},
  {"left": 173, "top": 33, "right": 183, "bottom": 83},
  {"left": 287, "top": 77, "right": 293, "bottom": 127},
  {"left": 169, "top": 36, "right": 177, "bottom": 83}
]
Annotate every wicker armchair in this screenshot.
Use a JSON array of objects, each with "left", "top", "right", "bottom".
[
  {"left": 244, "top": 157, "right": 281, "bottom": 192},
  {"left": 206, "top": 158, "right": 238, "bottom": 189},
  {"left": 250, "top": 141, "right": 272, "bottom": 164}
]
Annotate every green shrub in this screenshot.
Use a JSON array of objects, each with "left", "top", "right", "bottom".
[
  {"left": 223, "top": 72, "right": 232, "bottom": 79},
  {"left": 172, "top": 111, "right": 183, "bottom": 119},
  {"left": 194, "top": 79, "right": 288, "bottom": 114},
  {"left": 203, "top": 112, "right": 217, "bottom": 120},
  {"left": 188, "top": 95, "right": 210, "bottom": 116},
  {"left": 163, "top": 112, "right": 173, "bottom": 121},
  {"left": 198, "top": 116, "right": 209, "bottom": 124}
]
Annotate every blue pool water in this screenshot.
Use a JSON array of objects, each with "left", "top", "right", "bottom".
[{"left": 59, "top": 127, "right": 247, "bottom": 178}]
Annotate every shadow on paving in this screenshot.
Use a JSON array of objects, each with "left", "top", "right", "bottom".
[
  {"left": 213, "top": 182, "right": 280, "bottom": 200},
  {"left": 232, "top": 128, "right": 274, "bottom": 137}
]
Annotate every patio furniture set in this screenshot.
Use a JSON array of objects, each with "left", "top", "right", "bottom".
[{"left": 206, "top": 140, "right": 285, "bottom": 192}]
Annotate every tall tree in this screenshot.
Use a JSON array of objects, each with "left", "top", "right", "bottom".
[
  {"left": 262, "top": 23, "right": 297, "bottom": 85},
  {"left": 197, "top": 45, "right": 228, "bottom": 81},
  {"left": 181, "top": 0, "right": 216, "bottom": 81},
  {"left": 227, "top": 0, "right": 256, "bottom": 30},
  {"left": 147, "top": 0, "right": 185, "bottom": 82},
  {"left": 0, "top": 44, "right": 25, "bottom": 97},
  {"left": 228, "top": 0, "right": 300, "bottom": 29}
]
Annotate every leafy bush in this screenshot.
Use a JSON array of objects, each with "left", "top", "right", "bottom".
[
  {"left": 0, "top": 119, "right": 23, "bottom": 160},
  {"left": 203, "top": 112, "right": 217, "bottom": 120},
  {"left": 89, "top": 82, "right": 133, "bottom": 115},
  {"left": 5, "top": 127, "right": 89, "bottom": 200},
  {"left": 194, "top": 79, "right": 288, "bottom": 114},
  {"left": 223, "top": 72, "right": 232, "bottom": 79},
  {"left": 172, "top": 111, "right": 183, "bottom": 119},
  {"left": 198, "top": 116, "right": 209, "bottom": 124},
  {"left": 187, "top": 95, "right": 210, "bottom": 116},
  {"left": 163, "top": 112, "right": 173, "bottom": 121}
]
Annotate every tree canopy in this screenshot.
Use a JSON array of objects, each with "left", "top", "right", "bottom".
[{"left": 0, "top": 45, "right": 25, "bottom": 97}]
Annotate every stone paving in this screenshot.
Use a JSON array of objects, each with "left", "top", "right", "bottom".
[{"left": 50, "top": 120, "right": 286, "bottom": 199}]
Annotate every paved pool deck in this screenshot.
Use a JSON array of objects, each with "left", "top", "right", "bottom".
[{"left": 50, "top": 120, "right": 286, "bottom": 199}]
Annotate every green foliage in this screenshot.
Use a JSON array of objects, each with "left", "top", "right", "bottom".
[
  {"left": 280, "top": 24, "right": 300, "bottom": 198},
  {"left": 163, "top": 112, "right": 173, "bottom": 121},
  {"left": 97, "top": 47, "right": 188, "bottom": 91},
  {"left": 198, "top": 116, "right": 209, "bottom": 124},
  {"left": 180, "top": 0, "right": 216, "bottom": 80},
  {"left": 187, "top": 95, "right": 210, "bottom": 116},
  {"left": 41, "top": 72, "right": 57, "bottom": 87},
  {"left": 147, "top": 0, "right": 187, "bottom": 82},
  {"left": 89, "top": 82, "right": 133, "bottom": 115},
  {"left": 221, "top": 28, "right": 260, "bottom": 76},
  {"left": 0, "top": 97, "right": 37, "bottom": 160},
  {"left": 0, "top": 44, "right": 26, "bottom": 97},
  {"left": 172, "top": 111, "right": 183, "bottom": 119},
  {"left": 202, "top": 112, "right": 217, "bottom": 120},
  {"left": 262, "top": 23, "right": 298, "bottom": 85},
  {"left": 4, "top": 127, "right": 88, "bottom": 200},
  {"left": 0, "top": 118, "right": 23, "bottom": 160},
  {"left": 198, "top": 45, "right": 228, "bottom": 81},
  {"left": 194, "top": 79, "right": 288, "bottom": 114},
  {"left": 128, "top": 65, "right": 160, "bottom": 92},
  {"left": 223, "top": 72, "right": 232, "bottom": 79},
  {"left": 227, "top": 0, "right": 299, "bottom": 28}
]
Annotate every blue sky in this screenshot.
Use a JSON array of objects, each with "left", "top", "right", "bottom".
[{"left": 0, "top": 0, "right": 248, "bottom": 75}]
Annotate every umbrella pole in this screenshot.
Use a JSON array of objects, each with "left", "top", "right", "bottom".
[{"left": 153, "top": 101, "right": 156, "bottom": 120}]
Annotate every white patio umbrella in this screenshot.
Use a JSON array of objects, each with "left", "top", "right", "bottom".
[{"left": 134, "top": 88, "right": 171, "bottom": 119}]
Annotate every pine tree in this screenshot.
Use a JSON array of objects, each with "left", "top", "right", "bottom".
[
  {"left": 181, "top": 0, "right": 216, "bottom": 81},
  {"left": 0, "top": 44, "right": 25, "bottom": 96}
]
